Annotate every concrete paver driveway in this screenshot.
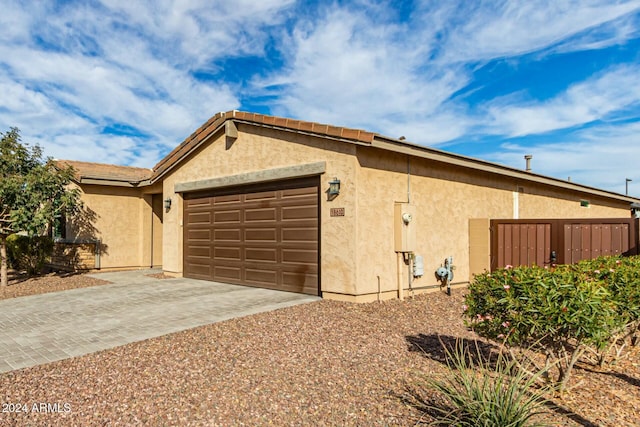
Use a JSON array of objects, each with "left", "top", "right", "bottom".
[{"left": 0, "top": 270, "right": 319, "bottom": 373}]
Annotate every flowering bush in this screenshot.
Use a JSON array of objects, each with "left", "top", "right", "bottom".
[
  {"left": 464, "top": 256, "right": 640, "bottom": 392},
  {"left": 583, "top": 256, "right": 640, "bottom": 329},
  {"left": 578, "top": 256, "right": 640, "bottom": 363}
]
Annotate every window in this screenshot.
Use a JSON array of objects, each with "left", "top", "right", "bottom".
[{"left": 52, "top": 214, "right": 66, "bottom": 239}]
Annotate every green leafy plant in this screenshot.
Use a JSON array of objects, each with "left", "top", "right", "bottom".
[
  {"left": 6, "top": 234, "right": 54, "bottom": 276},
  {"left": 0, "top": 127, "right": 81, "bottom": 285},
  {"left": 577, "top": 256, "right": 640, "bottom": 365},
  {"left": 419, "top": 338, "right": 551, "bottom": 426},
  {"left": 464, "top": 263, "right": 623, "bottom": 392}
]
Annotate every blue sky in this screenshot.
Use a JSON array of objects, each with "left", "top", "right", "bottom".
[{"left": 1, "top": 1, "right": 640, "bottom": 195}]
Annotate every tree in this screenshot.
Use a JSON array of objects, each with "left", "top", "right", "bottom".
[{"left": 0, "top": 128, "right": 81, "bottom": 286}]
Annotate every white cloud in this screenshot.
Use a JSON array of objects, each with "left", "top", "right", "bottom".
[
  {"left": 0, "top": 71, "right": 97, "bottom": 139},
  {"left": 96, "top": 0, "right": 295, "bottom": 66},
  {"left": 484, "top": 121, "right": 640, "bottom": 193},
  {"left": 0, "top": 0, "right": 638, "bottom": 186},
  {"left": 432, "top": 0, "right": 640, "bottom": 63},
  {"left": 256, "top": 1, "right": 640, "bottom": 147},
  {"left": 0, "top": 1, "right": 32, "bottom": 43},
  {"left": 255, "top": 4, "right": 474, "bottom": 143},
  {"left": 483, "top": 65, "right": 640, "bottom": 136},
  {"left": 552, "top": 9, "right": 640, "bottom": 53},
  {"left": 0, "top": 0, "right": 297, "bottom": 167}
]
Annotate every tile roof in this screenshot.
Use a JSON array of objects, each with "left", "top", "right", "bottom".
[
  {"left": 57, "top": 160, "right": 152, "bottom": 183},
  {"left": 150, "top": 110, "right": 376, "bottom": 180},
  {"left": 56, "top": 111, "right": 374, "bottom": 185},
  {"left": 55, "top": 110, "right": 639, "bottom": 203}
]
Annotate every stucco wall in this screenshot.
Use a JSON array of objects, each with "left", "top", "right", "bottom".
[
  {"left": 518, "top": 186, "right": 629, "bottom": 218},
  {"left": 160, "top": 125, "right": 359, "bottom": 296},
  {"left": 158, "top": 126, "right": 633, "bottom": 299},
  {"left": 71, "top": 126, "right": 633, "bottom": 296},
  {"left": 355, "top": 148, "right": 513, "bottom": 298},
  {"left": 151, "top": 194, "right": 163, "bottom": 267},
  {"left": 353, "top": 146, "right": 632, "bottom": 299},
  {"left": 70, "top": 185, "right": 145, "bottom": 269}
]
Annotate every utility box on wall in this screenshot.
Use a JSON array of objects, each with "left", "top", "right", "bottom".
[{"left": 394, "top": 203, "right": 417, "bottom": 252}]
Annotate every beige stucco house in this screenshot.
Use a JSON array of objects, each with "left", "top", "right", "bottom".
[{"left": 59, "top": 111, "right": 640, "bottom": 301}]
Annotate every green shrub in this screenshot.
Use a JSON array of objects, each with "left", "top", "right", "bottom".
[
  {"left": 583, "top": 256, "right": 640, "bottom": 325},
  {"left": 464, "top": 262, "right": 624, "bottom": 392},
  {"left": 422, "top": 339, "right": 550, "bottom": 426},
  {"left": 6, "top": 234, "right": 54, "bottom": 275},
  {"left": 578, "top": 256, "right": 640, "bottom": 363}
]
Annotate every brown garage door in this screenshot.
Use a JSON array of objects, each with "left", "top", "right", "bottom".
[{"left": 183, "top": 177, "right": 319, "bottom": 295}]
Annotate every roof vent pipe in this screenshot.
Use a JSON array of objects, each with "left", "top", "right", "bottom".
[{"left": 524, "top": 154, "right": 533, "bottom": 172}]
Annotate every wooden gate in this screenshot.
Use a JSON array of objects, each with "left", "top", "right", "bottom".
[{"left": 490, "top": 218, "right": 639, "bottom": 271}]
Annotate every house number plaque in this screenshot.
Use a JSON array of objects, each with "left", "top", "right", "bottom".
[{"left": 330, "top": 208, "right": 345, "bottom": 217}]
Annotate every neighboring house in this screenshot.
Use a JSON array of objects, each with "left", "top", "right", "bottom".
[{"left": 58, "top": 111, "right": 640, "bottom": 301}]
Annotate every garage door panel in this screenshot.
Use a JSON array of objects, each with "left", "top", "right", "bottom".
[
  {"left": 186, "top": 198, "right": 212, "bottom": 208},
  {"left": 282, "top": 270, "right": 316, "bottom": 284},
  {"left": 187, "top": 245, "right": 210, "bottom": 258},
  {"left": 282, "top": 205, "right": 317, "bottom": 220},
  {"left": 188, "top": 229, "right": 211, "bottom": 241},
  {"left": 214, "top": 266, "right": 241, "bottom": 281},
  {"left": 185, "top": 263, "right": 211, "bottom": 278},
  {"left": 282, "top": 228, "right": 317, "bottom": 242},
  {"left": 245, "top": 228, "right": 277, "bottom": 242},
  {"left": 214, "top": 247, "right": 241, "bottom": 261},
  {"left": 184, "top": 178, "right": 319, "bottom": 295},
  {"left": 282, "top": 249, "right": 317, "bottom": 265},
  {"left": 282, "top": 197, "right": 315, "bottom": 206},
  {"left": 280, "top": 197, "right": 316, "bottom": 208},
  {"left": 282, "top": 272, "right": 318, "bottom": 295},
  {"left": 245, "top": 190, "right": 277, "bottom": 202},
  {"left": 214, "top": 229, "right": 241, "bottom": 241},
  {"left": 245, "top": 268, "right": 278, "bottom": 285},
  {"left": 245, "top": 247, "right": 277, "bottom": 263},
  {"left": 245, "top": 207, "right": 277, "bottom": 222},
  {"left": 214, "top": 210, "right": 241, "bottom": 223},
  {"left": 214, "top": 194, "right": 242, "bottom": 205},
  {"left": 187, "top": 212, "right": 211, "bottom": 225},
  {"left": 282, "top": 187, "right": 317, "bottom": 197}
]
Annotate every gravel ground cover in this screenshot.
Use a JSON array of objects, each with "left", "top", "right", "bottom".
[
  {"left": 0, "top": 271, "right": 110, "bottom": 301},
  {"left": 0, "top": 274, "right": 639, "bottom": 426}
]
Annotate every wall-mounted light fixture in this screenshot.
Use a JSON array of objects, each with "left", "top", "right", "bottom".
[
  {"left": 164, "top": 198, "right": 172, "bottom": 210},
  {"left": 328, "top": 177, "right": 341, "bottom": 200}
]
